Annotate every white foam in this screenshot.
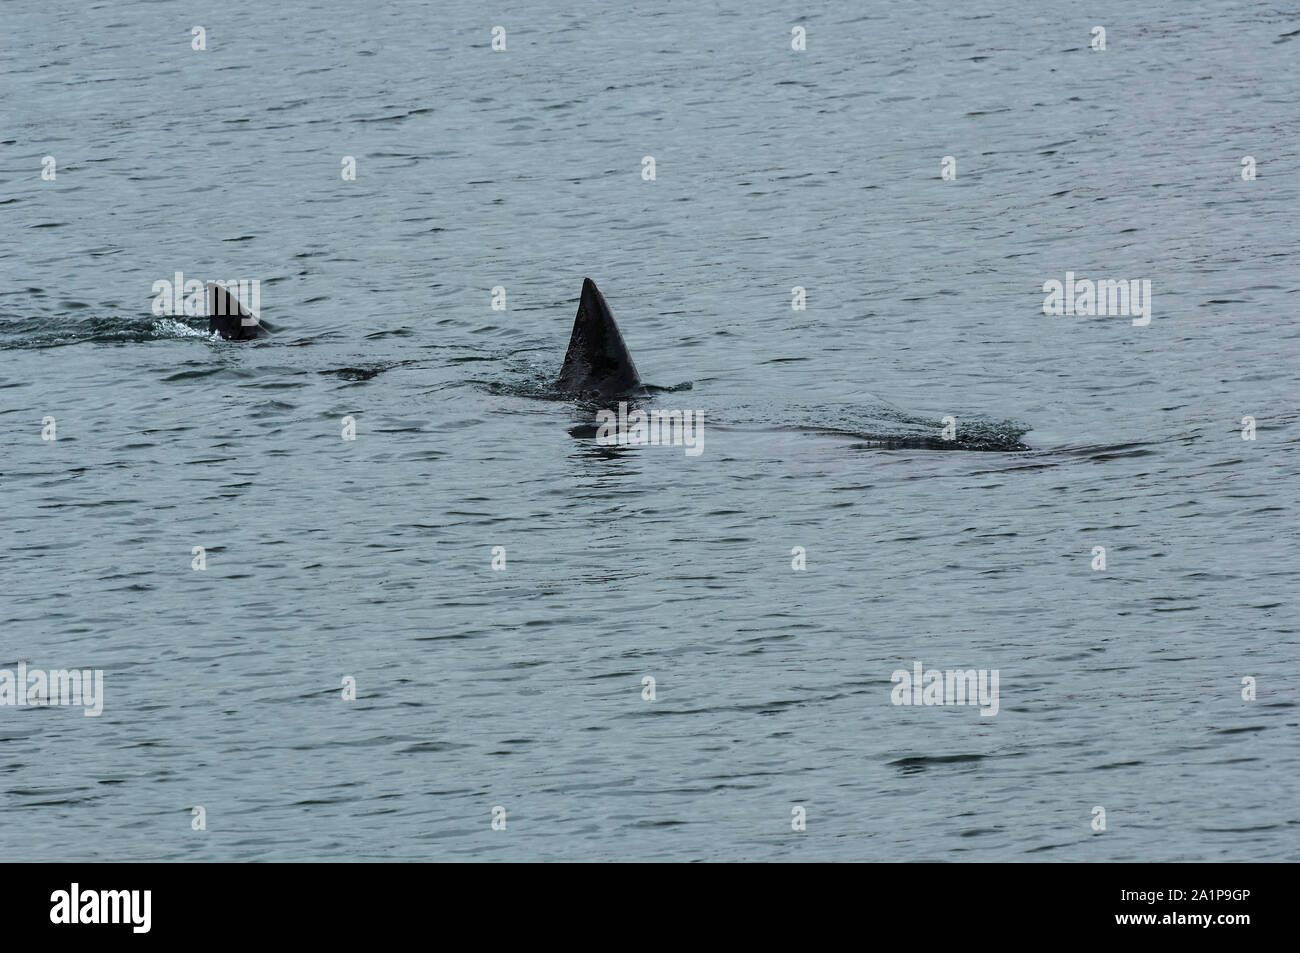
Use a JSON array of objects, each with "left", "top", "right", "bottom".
[{"left": 151, "top": 318, "right": 207, "bottom": 338}]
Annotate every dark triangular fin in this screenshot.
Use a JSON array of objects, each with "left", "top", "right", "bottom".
[
  {"left": 555, "top": 278, "right": 643, "bottom": 396},
  {"left": 207, "top": 282, "right": 260, "bottom": 340}
]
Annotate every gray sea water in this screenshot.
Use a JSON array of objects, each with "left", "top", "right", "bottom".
[{"left": 2, "top": 1, "right": 1297, "bottom": 861}]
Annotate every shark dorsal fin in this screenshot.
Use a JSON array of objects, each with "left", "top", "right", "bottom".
[
  {"left": 206, "top": 282, "right": 260, "bottom": 340},
  {"left": 555, "top": 278, "right": 642, "bottom": 396}
]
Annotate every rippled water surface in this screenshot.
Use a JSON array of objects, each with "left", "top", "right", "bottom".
[{"left": 1, "top": 1, "right": 1297, "bottom": 860}]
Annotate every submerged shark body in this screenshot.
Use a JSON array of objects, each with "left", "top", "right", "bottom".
[
  {"left": 551, "top": 278, "right": 1029, "bottom": 450},
  {"left": 554, "top": 278, "right": 646, "bottom": 399},
  {"left": 200, "top": 273, "right": 1028, "bottom": 450}
]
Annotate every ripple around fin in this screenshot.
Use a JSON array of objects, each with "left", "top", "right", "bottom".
[
  {"left": 758, "top": 415, "right": 1032, "bottom": 452},
  {"left": 888, "top": 753, "right": 991, "bottom": 774},
  {"left": 477, "top": 375, "right": 568, "bottom": 401},
  {"left": 481, "top": 367, "right": 1032, "bottom": 450},
  {"left": 828, "top": 426, "right": 1032, "bottom": 452},
  {"left": 318, "top": 361, "right": 414, "bottom": 382},
  {"left": 0, "top": 314, "right": 216, "bottom": 348}
]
